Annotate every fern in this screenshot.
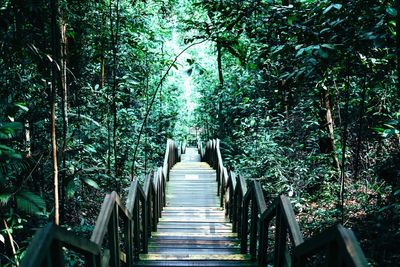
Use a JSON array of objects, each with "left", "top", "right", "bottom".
[
  {"left": 16, "top": 191, "right": 46, "bottom": 215},
  {"left": 0, "top": 193, "right": 12, "bottom": 205},
  {"left": 0, "top": 122, "right": 23, "bottom": 139}
]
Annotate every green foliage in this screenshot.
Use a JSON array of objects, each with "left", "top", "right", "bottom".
[{"left": 188, "top": 0, "right": 399, "bottom": 265}]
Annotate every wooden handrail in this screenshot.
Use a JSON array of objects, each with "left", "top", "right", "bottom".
[
  {"left": 204, "top": 138, "right": 368, "bottom": 267},
  {"left": 20, "top": 223, "right": 101, "bottom": 267},
  {"left": 294, "top": 224, "right": 368, "bottom": 267},
  {"left": 21, "top": 139, "right": 179, "bottom": 267}
]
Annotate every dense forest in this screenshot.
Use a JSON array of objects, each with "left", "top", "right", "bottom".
[{"left": 0, "top": 0, "right": 399, "bottom": 266}]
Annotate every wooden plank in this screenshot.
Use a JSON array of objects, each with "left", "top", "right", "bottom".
[
  {"left": 138, "top": 150, "right": 253, "bottom": 266},
  {"left": 139, "top": 254, "right": 251, "bottom": 261},
  {"left": 134, "top": 260, "right": 256, "bottom": 266},
  {"left": 151, "top": 232, "right": 238, "bottom": 238}
]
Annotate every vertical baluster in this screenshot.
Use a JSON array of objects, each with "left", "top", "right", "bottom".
[
  {"left": 142, "top": 195, "right": 148, "bottom": 253},
  {"left": 133, "top": 199, "right": 140, "bottom": 260},
  {"left": 273, "top": 205, "right": 287, "bottom": 267},
  {"left": 219, "top": 168, "right": 224, "bottom": 206},
  {"left": 147, "top": 186, "right": 152, "bottom": 236},
  {"left": 237, "top": 190, "right": 243, "bottom": 238},
  {"left": 152, "top": 185, "right": 158, "bottom": 232},
  {"left": 232, "top": 186, "right": 238, "bottom": 232},
  {"left": 162, "top": 174, "right": 167, "bottom": 207},
  {"left": 85, "top": 252, "right": 101, "bottom": 267},
  {"left": 125, "top": 215, "right": 133, "bottom": 267},
  {"left": 108, "top": 206, "right": 120, "bottom": 267},
  {"left": 241, "top": 194, "right": 250, "bottom": 254},
  {"left": 250, "top": 196, "right": 258, "bottom": 260},
  {"left": 50, "top": 240, "right": 64, "bottom": 266},
  {"left": 258, "top": 218, "right": 269, "bottom": 267},
  {"left": 325, "top": 242, "right": 341, "bottom": 267}
]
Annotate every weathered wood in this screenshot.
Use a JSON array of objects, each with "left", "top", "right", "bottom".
[
  {"left": 140, "top": 148, "right": 250, "bottom": 266},
  {"left": 205, "top": 138, "right": 368, "bottom": 267},
  {"left": 21, "top": 139, "right": 368, "bottom": 267}
]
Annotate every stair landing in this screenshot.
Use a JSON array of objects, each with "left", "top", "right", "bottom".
[{"left": 138, "top": 148, "right": 253, "bottom": 266}]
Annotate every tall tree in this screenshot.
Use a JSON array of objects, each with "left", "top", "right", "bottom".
[{"left": 50, "top": 0, "right": 60, "bottom": 225}]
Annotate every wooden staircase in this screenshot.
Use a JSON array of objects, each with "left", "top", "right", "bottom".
[
  {"left": 137, "top": 148, "right": 253, "bottom": 266},
  {"left": 21, "top": 140, "right": 368, "bottom": 267}
]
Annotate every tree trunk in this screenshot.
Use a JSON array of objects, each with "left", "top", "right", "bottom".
[
  {"left": 353, "top": 76, "right": 367, "bottom": 181},
  {"left": 339, "top": 74, "right": 351, "bottom": 224},
  {"left": 397, "top": 0, "right": 400, "bottom": 96},
  {"left": 110, "top": 0, "right": 120, "bottom": 190},
  {"left": 50, "top": 0, "right": 59, "bottom": 225},
  {"left": 217, "top": 39, "right": 224, "bottom": 138},
  {"left": 320, "top": 87, "right": 340, "bottom": 170},
  {"left": 60, "top": 15, "right": 68, "bottom": 222},
  {"left": 100, "top": 6, "right": 106, "bottom": 89}
]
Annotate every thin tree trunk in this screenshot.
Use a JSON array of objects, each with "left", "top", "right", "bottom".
[
  {"left": 3, "top": 220, "right": 19, "bottom": 267},
  {"left": 50, "top": 0, "right": 59, "bottom": 225},
  {"left": 110, "top": 0, "right": 120, "bottom": 190},
  {"left": 130, "top": 39, "right": 208, "bottom": 176},
  {"left": 24, "top": 120, "right": 31, "bottom": 157},
  {"left": 340, "top": 71, "right": 351, "bottom": 224},
  {"left": 100, "top": 5, "right": 106, "bottom": 89},
  {"left": 354, "top": 75, "right": 367, "bottom": 181},
  {"left": 60, "top": 14, "right": 68, "bottom": 222},
  {"left": 321, "top": 87, "right": 340, "bottom": 169},
  {"left": 217, "top": 39, "right": 223, "bottom": 138},
  {"left": 397, "top": 0, "right": 400, "bottom": 97}
]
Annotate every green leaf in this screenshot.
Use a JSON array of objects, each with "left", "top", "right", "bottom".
[
  {"left": 382, "top": 129, "right": 399, "bottom": 138},
  {"left": 1, "top": 122, "right": 23, "bottom": 131},
  {"left": 16, "top": 191, "right": 46, "bottom": 215},
  {"left": 394, "top": 188, "right": 400, "bottom": 196},
  {"left": 82, "top": 177, "right": 100, "bottom": 189},
  {"left": 318, "top": 48, "right": 329, "bottom": 59},
  {"left": 386, "top": 7, "right": 397, "bottom": 16},
  {"left": 373, "top": 127, "right": 385, "bottom": 133},
  {"left": 0, "top": 234, "right": 4, "bottom": 244},
  {"left": 0, "top": 193, "right": 12, "bottom": 205},
  {"left": 323, "top": 3, "right": 342, "bottom": 14},
  {"left": 272, "top": 45, "right": 285, "bottom": 54},
  {"left": 15, "top": 102, "right": 29, "bottom": 112},
  {"left": 296, "top": 48, "right": 305, "bottom": 57},
  {"left": 66, "top": 178, "right": 77, "bottom": 198},
  {"left": 288, "top": 15, "right": 297, "bottom": 25}
]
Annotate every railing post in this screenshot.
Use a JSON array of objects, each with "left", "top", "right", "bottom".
[
  {"left": 250, "top": 195, "right": 258, "bottom": 261},
  {"left": 133, "top": 199, "right": 140, "bottom": 260},
  {"left": 142, "top": 196, "right": 148, "bottom": 253},
  {"left": 125, "top": 216, "right": 133, "bottom": 267},
  {"left": 152, "top": 181, "right": 158, "bottom": 232},
  {"left": 236, "top": 189, "right": 243, "bottom": 237},
  {"left": 273, "top": 205, "right": 287, "bottom": 267},
  {"left": 240, "top": 194, "right": 250, "bottom": 254},
  {"left": 162, "top": 170, "right": 166, "bottom": 207},
  {"left": 326, "top": 242, "right": 341, "bottom": 267},
  {"left": 50, "top": 240, "right": 64, "bottom": 266},
  {"left": 108, "top": 206, "right": 120, "bottom": 267},
  {"left": 220, "top": 167, "right": 225, "bottom": 207},
  {"left": 258, "top": 218, "right": 268, "bottom": 267},
  {"left": 85, "top": 252, "right": 101, "bottom": 267},
  {"left": 232, "top": 183, "right": 238, "bottom": 232}
]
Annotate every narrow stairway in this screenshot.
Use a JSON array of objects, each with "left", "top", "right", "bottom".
[{"left": 138, "top": 147, "right": 253, "bottom": 266}]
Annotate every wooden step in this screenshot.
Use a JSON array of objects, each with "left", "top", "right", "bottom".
[
  {"left": 151, "top": 232, "right": 238, "bottom": 238},
  {"left": 136, "top": 149, "right": 253, "bottom": 266},
  {"left": 134, "top": 260, "right": 256, "bottom": 266},
  {"left": 147, "top": 247, "right": 241, "bottom": 254},
  {"left": 139, "top": 254, "right": 251, "bottom": 261}
]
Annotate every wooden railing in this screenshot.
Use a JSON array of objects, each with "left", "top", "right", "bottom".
[
  {"left": 21, "top": 139, "right": 179, "bottom": 267},
  {"left": 203, "top": 138, "right": 368, "bottom": 267}
]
